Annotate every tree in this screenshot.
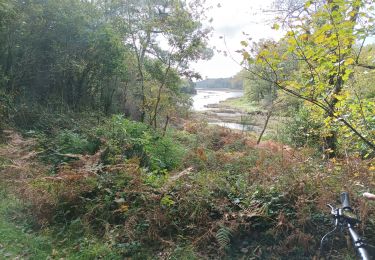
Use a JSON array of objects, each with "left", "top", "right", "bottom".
[
  {"left": 0, "top": 0, "right": 213, "bottom": 130},
  {"left": 241, "top": 40, "right": 299, "bottom": 144},
  {"left": 241, "top": 0, "right": 375, "bottom": 157},
  {"left": 0, "top": 0, "right": 131, "bottom": 115},
  {"left": 111, "top": 0, "right": 212, "bottom": 126},
  {"left": 180, "top": 79, "right": 197, "bottom": 94}
]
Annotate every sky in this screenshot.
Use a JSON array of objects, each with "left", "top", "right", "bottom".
[{"left": 191, "top": 0, "right": 284, "bottom": 79}]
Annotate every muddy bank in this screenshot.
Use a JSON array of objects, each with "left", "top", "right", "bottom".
[
  {"left": 191, "top": 95, "right": 287, "bottom": 135},
  {"left": 190, "top": 89, "right": 289, "bottom": 134}
]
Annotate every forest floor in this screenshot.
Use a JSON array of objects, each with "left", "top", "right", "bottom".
[
  {"left": 0, "top": 130, "right": 118, "bottom": 259},
  {"left": 0, "top": 120, "right": 374, "bottom": 259},
  {"left": 0, "top": 130, "right": 52, "bottom": 259}
]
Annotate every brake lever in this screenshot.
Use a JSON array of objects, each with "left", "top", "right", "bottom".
[{"left": 327, "top": 204, "right": 335, "bottom": 215}]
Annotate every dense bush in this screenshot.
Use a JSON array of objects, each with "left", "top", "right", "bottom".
[
  {"left": 96, "top": 115, "right": 186, "bottom": 171},
  {"left": 0, "top": 90, "right": 11, "bottom": 133},
  {"left": 55, "top": 130, "right": 97, "bottom": 155},
  {"left": 279, "top": 107, "right": 322, "bottom": 149},
  {"left": 36, "top": 128, "right": 100, "bottom": 166},
  {"left": 3, "top": 116, "right": 374, "bottom": 259}
]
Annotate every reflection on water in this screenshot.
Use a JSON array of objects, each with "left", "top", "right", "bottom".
[
  {"left": 208, "top": 122, "right": 250, "bottom": 131},
  {"left": 191, "top": 88, "right": 260, "bottom": 132},
  {"left": 208, "top": 122, "right": 262, "bottom": 132},
  {"left": 192, "top": 88, "right": 243, "bottom": 111}
]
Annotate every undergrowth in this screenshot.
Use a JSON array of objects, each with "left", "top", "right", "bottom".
[
  {"left": 1, "top": 115, "right": 375, "bottom": 259},
  {"left": 0, "top": 185, "right": 122, "bottom": 259}
]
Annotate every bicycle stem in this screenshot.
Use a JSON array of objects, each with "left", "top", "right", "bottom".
[{"left": 348, "top": 223, "right": 371, "bottom": 260}]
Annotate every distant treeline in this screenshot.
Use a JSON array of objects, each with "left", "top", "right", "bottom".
[
  {"left": 195, "top": 77, "right": 243, "bottom": 89},
  {"left": 180, "top": 80, "right": 197, "bottom": 94}
]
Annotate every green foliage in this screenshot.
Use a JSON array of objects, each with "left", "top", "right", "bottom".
[
  {"left": 169, "top": 246, "right": 199, "bottom": 260},
  {"left": 0, "top": 89, "right": 11, "bottom": 130},
  {"left": 0, "top": 189, "right": 121, "bottom": 259},
  {"left": 0, "top": 0, "right": 126, "bottom": 111},
  {"left": 111, "top": 0, "right": 212, "bottom": 125},
  {"left": 2, "top": 119, "right": 375, "bottom": 259},
  {"left": 97, "top": 115, "right": 185, "bottom": 171},
  {"left": 220, "top": 96, "right": 259, "bottom": 113},
  {"left": 216, "top": 226, "right": 232, "bottom": 249},
  {"left": 0, "top": 189, "right": 51, "bottom": 259},
  {"left": 144, "top": 170, "right": 169, "bottom": 188},
  {"left": 251, "top": 187, "right": 289, "bottom": 217},
  {"left": 54, "top": 130, "right": 95, "bottom": 155},
  {"left": 180, "top": 79, "right": 197, "bottom": 94},
  {"left": 241, "top": 0, "right": 375, "bottom": 155},
  {"left": 36, "top": 128, "right": 100, "bottom": 166},
  {"left": 0, "top": 0, "right": 212, "bottom": 130},
  {"left": 242, "top": 57, "right": 279, "bottom": 104},
  {"left": 1, "top": 1, "right": 375, "bottom": 259},
  {"left": 352, "top": 44, "right": 375, "bottom": 99},
  {"left": 279, "top": 107, "right": 322, "bottom": 149},
  {"left": 161, "top": 195, "right": 175, "bottom": 208}
]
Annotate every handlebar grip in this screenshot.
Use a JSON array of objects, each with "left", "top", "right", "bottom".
[{"left": 340, "top": 192, "right": 351, "bottom": 209}]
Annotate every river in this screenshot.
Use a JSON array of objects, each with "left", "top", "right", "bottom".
[
  {"left": 192, "top": 88, "right": 263, "bottom": 132},
  {"left": 192, "top": 89, "right": 244, "bottom": 111}
]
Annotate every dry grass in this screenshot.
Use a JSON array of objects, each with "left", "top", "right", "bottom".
[{"left": 1, "top": 126, "right": 374, "bottom": 259}]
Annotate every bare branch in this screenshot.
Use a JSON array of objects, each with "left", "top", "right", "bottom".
[{"left": 355, "top": 63, "right": 375, "bottom": 70}]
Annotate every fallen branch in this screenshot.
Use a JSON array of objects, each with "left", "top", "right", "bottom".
[
  {"left": 55, "top": 153, "right": 84, "bottom": 159},
  {"left": 169, "top": 167, "right": 194, "bottom": 182},
  {"left": 162, "top": 167, "right": 194, "bottom": 192}
]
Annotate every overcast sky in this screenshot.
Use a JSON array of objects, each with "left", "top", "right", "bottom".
[{"left": 191, "top": 0, "right": 284, "bottom": 79}]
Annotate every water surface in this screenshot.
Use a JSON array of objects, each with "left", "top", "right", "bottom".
[
  {"left": 191, "top": 88, "right": 260, "bottom": 132},
  {"left": 192, "top": 89, "right": 243, "bottom": 111}
]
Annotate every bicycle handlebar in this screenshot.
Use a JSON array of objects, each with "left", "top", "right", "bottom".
[
  {"left": 320, "top": 192, "right": 373, "bottom": 260},
  {"left": 341, "top": 192, "right": 351, "bottom": 209}
]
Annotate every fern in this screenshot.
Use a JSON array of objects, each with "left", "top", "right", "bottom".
[{"left": 216, "top": 226, "right": 232, "bottom": 249}]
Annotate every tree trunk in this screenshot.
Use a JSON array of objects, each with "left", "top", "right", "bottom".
[
  {"left": 257, "top": 110, "right": 272, "bottom": 145},
  {"left": 323, "top": 133, "right": 337, "bottom": 158},
  {"left": 162, "top": 115, "right": 170, "bottom": 137},
  {"left": 324, "top": 76, "right": 343, "bottom": 158},
  {"left": 152, "top": 62, "right": 171, "bottom": 129},
  {"left": 76, "top": 64, "right": 91, "bottom": 107},
  {"left": 322, "top": 0, "right": 360, "bottom": 158},
  {"left": 131, "top": 29, "right": 150, "bottom": 123}
]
